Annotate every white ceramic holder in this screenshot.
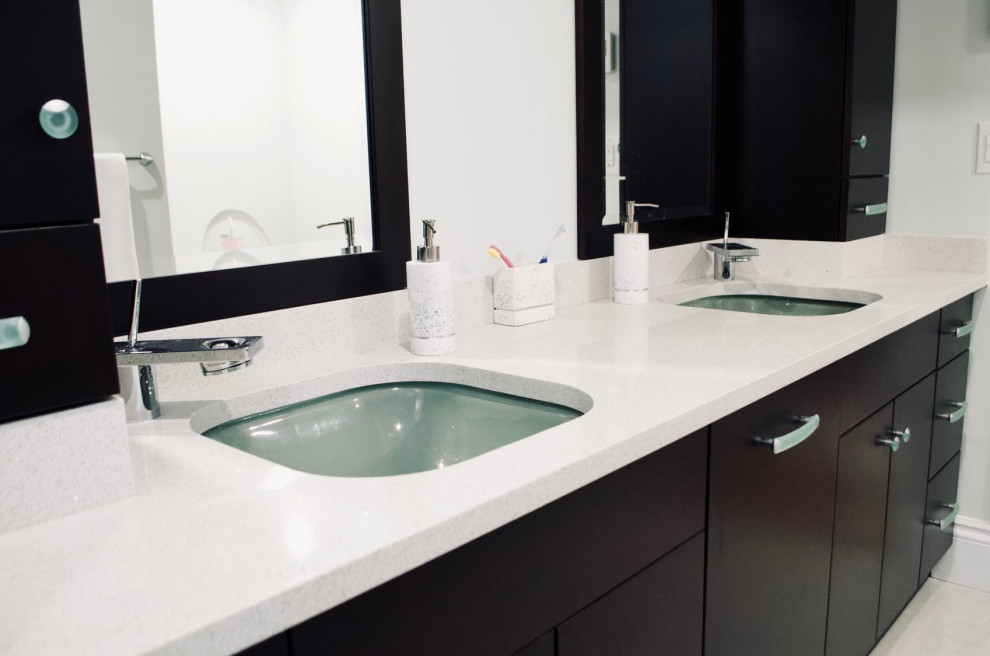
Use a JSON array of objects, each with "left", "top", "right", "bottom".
[
  {"left": 493, "top": 264, "right": 555, "bottom": 326},
  {"left": 613, "top": 232, "right": 650, "bottom": 304}
]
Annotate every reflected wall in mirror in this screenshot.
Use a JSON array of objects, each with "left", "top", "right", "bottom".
[
  {"left": 577, "top": 0, "right": 722, "bottom": 259},
  {"left": 80, "top": 0, "right": 373, "bottom": 279}
]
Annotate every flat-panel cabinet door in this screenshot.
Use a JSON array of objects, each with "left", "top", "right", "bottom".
[
  {"left": 847, "top": 0, "right": 898, "bottom": 176},
  {"left": 826, "top": 405, "right": 893, "bottom": 656},
  {"left": 557, "top": 532, "right": 704, "bottom": 656},
  {"left": 930, "top": 351, "right": 970, "bottom": 478},
  {"left": 920, "top": 453, "right": 962, "bottom": 584},
  {"left": 877, "top": 374, "right": 936, "bottom": 636},
  {"left": 707, "top": 366, "right": 841, "bottom": 656},
  {"left": 938, "top": 295, "right": 974, "bottom": 367},
  {"left": 0, "top": 0, "right": 99, "bottom": 228},
  {"left": 0, "top": 225, "right": 118, "bottom": 422}
]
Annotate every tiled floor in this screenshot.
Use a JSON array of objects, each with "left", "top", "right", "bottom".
[{"left": 871, "top": 579, "right": 990, "bottom": 655}]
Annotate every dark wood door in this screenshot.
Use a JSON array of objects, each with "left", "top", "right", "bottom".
[
  {"left": 825, "top": 405, "right": 893, "bottom": 656},
  {"left": 0, "top": 0, "right": 99, "bottom": 229},
  {"left": 920, "top": 453, "right": 962, "bottom": 584},
  {"left": 707, "top": 366, "right": 841, "bottom": 656},
  {"left": 846, "top": 0, "right": 898, "bottom": 177},
  {"left": 930, "top": 351, "right": 970, "bottom": 478},
  {"left": 557, "top": 532, "right": 704, "bottom": 656},
  {"left": 877, "top": 374, "right": 936, "bottom": 636}
]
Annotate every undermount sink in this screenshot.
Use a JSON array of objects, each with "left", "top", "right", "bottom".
[
  {"left": 680, "top": 294, "right": 865, "bottom": 316},
  {"left": 197, "top": 366, "right": 589, "bottom": 477},
  {"left": 660, "top": 282, "right": 882, "bottom": 317}
]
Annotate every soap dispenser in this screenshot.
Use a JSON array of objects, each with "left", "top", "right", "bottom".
[
  {"left": 407, "top": 220, "right": 455, "bottom": 355},
  {"left": 613, "top": 201, "right": 657, "bottom": 304}
]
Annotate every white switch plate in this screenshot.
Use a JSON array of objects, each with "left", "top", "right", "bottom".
[
  {"left": 977, "top": 122, "right": 990, "bottom": 174},
  {"left": 605, "top": 135, "right": 620, "bottom": 174}
]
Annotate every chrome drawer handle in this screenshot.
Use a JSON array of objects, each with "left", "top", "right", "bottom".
[
  {"left": 928, "top": 502, "right": 960, "bottom": 531},
  {"left": 0, "top": 316, "right": 31, "bottom": 351},
  {"left": 937, "top": 401, "right": 967, "bottom": 423},
  {"left": 756, "top": 414, "right": 820, "bottom": 455},
  {"left": 852, "top": 202, "right": 888, "bottom": 215},
  {"left": 877, "top": 436, "right": 901, "bottom": 452},
  {"left": 890, "top": 428, "right": 911, "bottom": 444},
  {"left": 851, "top": 135, "right": 868, "bottom": 149},
  {"left": 943, "top": 320, "right": 974, "bottom": 338}
]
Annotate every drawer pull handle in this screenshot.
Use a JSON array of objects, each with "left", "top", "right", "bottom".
[
  {"left": 890, "top": 428, "right": 911, "bottom": 444},
  {"left": 756, "top": 414, "right": 820, "bottom": 455},
  {"left": 852, "top": 202, "right": 888, "bottom": 216},
  {"left": 937, "top": 401, "right": 967, "bottom": 423},
  {"left": 943, "top": 320, "right": 974, "bottom": 338},
  {"left": 0, "top": 316, "right": 31, "bottom": 351},
  {"left": 878, "top": 436, "right": 901, "bottom": 452},
  {"left": 852, "top": 135, "right": 868, "bottom": 149},
  {"left": 928, "top": 502, "right": 960, "bottom": 531}
]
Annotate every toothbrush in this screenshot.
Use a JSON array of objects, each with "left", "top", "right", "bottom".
[
  {"left": 539, "top": 225, "right": 567, "bottom": 264},
  {"left": 488, "top": 245, "right": 515, "bottom": 268}
]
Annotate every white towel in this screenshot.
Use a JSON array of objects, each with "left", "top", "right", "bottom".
[{"left": 94, "top": 153, "right": 141, "bottom": 283}]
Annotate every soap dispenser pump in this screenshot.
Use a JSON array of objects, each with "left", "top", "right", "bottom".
[
  {"left": 613, "top": 201, "right": 657, "bottom": 304},
  {"left": 407, "top": 220, "right": 455, "bottom": 355}
]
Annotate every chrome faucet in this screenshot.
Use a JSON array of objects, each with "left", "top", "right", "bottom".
[
  {"left": 706, "top": 212, "right": 759, "bottom": 280},
  {"left": 114, "top": 280, "right": 263, "bottom": 421},
  {"left": 317, "top": 217, "right": 362, "bottom": 254}
]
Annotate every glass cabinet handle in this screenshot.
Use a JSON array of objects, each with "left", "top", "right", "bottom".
[
  {"left": 852, "top": 203, "right": 888, "bottom": 216},
  {"left": 851, "top": 135, "right": 868, "bottom": 149},
  {"left": 928, "top": 502, "right": 960, "bottom": 531},
  {"left": 889, "top": 428, "right": 911, "bottom": 444},
  {"left": 943, "top": 320, "right": 974, "bottom": 338},
  {"left": 0, "top": 316, "right": 31, "bottom": 351},
  {"left": 877, "top": 436, "right": 901, "bottom": 452},
  {"left": 38, "top": 99, "right": 79, "bottom": 139},
  {"left": 756, "top": 414, "right": 820, "bottom": 455},
  {"left": 937, "top": 401, "right": 967, "bottom": 424}
]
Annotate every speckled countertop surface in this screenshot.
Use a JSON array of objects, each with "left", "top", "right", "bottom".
[{"left": 0, "top": 266, "right": 985, "bottom": 656}]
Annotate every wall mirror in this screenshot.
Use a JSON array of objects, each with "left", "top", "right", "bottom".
[
  {"left": 576, "top": 0, "right": 722, "bottom": 259},
  {"left": 79, "top": 0, "right": 411, "bottom": 333}
]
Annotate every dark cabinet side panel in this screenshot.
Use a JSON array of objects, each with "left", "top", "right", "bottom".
[
  {"left": 0, "top": 0, "right": 99, "bottom": 228},
  {"left": 292, "top": 430, "right": 708, "bottom": 656},
  {"left": 920, "top": 453, "right": 962, "bottom": 585},
  {"left": 826, "top": 405, "right": 892, "bottom": 656},
  {"left": 839, "top": 311, "right": 939, "bottom": 434},
  {"left": 930, "top": 351, "right": 969, "bottom": 478},
  {"left": 877, "top": 373, "right": 936, "bottom": 636},
  {"left": 234, "top": 632, "right": 290, "bottom": 656},
  {"left": 512, "top": 631, "right": 555, "bottom": 656},
  {"left": 557, "top": 531, "right": 704, "bottom": 656},
  {"left": 707, "top": 366, "right": 841, "bottom": 656},
  {"left": 0, "top": 225, "right": 118, "bottom": 422}
]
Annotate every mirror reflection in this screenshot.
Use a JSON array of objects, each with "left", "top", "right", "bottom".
[
  {"left": 602, "top": 0, "right": 714, "bottom": 226},
  {"left": 79, "top": 0, "right": 373, "bottom": 281}
]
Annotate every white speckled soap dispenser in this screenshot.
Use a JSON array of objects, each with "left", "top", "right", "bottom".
[
  {"left": 407, "top": 220, "right": 455, "bottom": 355},
  {"left": 613, "top": 201, "right": 657, "bottom": 304}
]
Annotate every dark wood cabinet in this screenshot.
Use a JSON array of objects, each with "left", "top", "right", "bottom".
[
  {"left": 0, "top": 0, "right": 99, "bottom": 229},
  {"left": 723, "top": 0, "right": 898, "bottom": 242},
  {"left": 706, "top": 366, "right": 841, "bottom": 656},
  {"left": 938, "top": 294, "right": 974, "bottom": 367},
  {"left": 930, "top": 351, "right": 970, "bottom": 478},
  {"left": 512, "top": 632, "right": 554, "bottom": 656},
  {"left": 826, "top": 405, "right": 893, "bottom": 656},
  {"left": 920, "top": 452, "right": 963, "bottom": 584},
  {"left": 0, "top": 225, "right": 118, "bottom": 423},
  {"left": 877, "top": 374, "right": 937, "bottom": 635}
]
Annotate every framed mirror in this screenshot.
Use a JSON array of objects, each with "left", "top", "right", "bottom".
[
  {"left": 576, "top": 0, "right": 723, "bottom": 260},
  {"left": 79, "top": 0, "right": 411, "bottom": 333}
]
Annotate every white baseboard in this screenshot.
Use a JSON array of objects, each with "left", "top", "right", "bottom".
[{"left": 931, "top": 515, "right": 990, "bottom": 593}]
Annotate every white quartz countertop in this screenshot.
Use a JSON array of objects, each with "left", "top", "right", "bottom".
[{"left": 1, "top": 266, "right": 985, "bottom": 656}]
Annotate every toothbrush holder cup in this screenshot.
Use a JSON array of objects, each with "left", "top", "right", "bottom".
[{"left": 493, "top": 264, "right": 556, "bottom": 326}]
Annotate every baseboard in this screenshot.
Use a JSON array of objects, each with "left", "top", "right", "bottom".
[{"left": 931, "top": 515, "right": 990, "bottom": 592}]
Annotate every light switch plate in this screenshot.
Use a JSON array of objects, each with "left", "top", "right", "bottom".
[
  {"left": 605, "top": 135, "right": 620, "bottom": 174},
  {"left": 977, "top": 122, "right": 990, "bottom": 174}
]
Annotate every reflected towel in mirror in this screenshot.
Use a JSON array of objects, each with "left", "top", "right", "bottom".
[{"left": 94, "top": 153, "right": 140, "bottom": 283}]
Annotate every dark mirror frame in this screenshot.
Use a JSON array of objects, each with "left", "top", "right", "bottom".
[
  {"left": 575, "top": 0, "right": 725, "bottom": 260},
  {"left": 107, "top": 0, "right": 411, "bottom": 335}
]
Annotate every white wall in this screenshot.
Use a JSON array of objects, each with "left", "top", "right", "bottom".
[
  {"left": 887, "top": 0, "right": 990, "bottom": 539},
  {"left": 401, "top": 0, "right": 578, "bottom": 277}
]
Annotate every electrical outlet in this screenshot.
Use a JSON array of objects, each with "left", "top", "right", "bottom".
[{"left": 977, "top": 122, "right": 990, "bottom": 174}]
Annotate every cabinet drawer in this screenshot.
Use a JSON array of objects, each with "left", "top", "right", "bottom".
[
  {"left": 844, "top": 176, "right": 888, "bottom": 241},
  {"left": 292, "top": 429, "right": 708, "bottom": 656},
  {"left": 707, "top": 366, "right": 841, "bottom": 656},
  {"left": 930, "top": 351, "right": 969, "bottom": 478},
  {"left": 839, "top": 311, "right": 939, "bottom": 433},
  {"left": 0, "top": 0, "right": 99, "bottom": 229},
  {"left": 920, "top": 452, "right": 962, "bottom": 585},
  {"left": 846, "top": 0, "right": 897, "bottom": 177},
  {"left": 938, "top": 294, "right": 974, "bottom": 368},
  {"left": 0, "top": 225, "right": 118, "bottom": 422},
  {"left": 557, "top": 531, "right": 704, "bottom": 656}
]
